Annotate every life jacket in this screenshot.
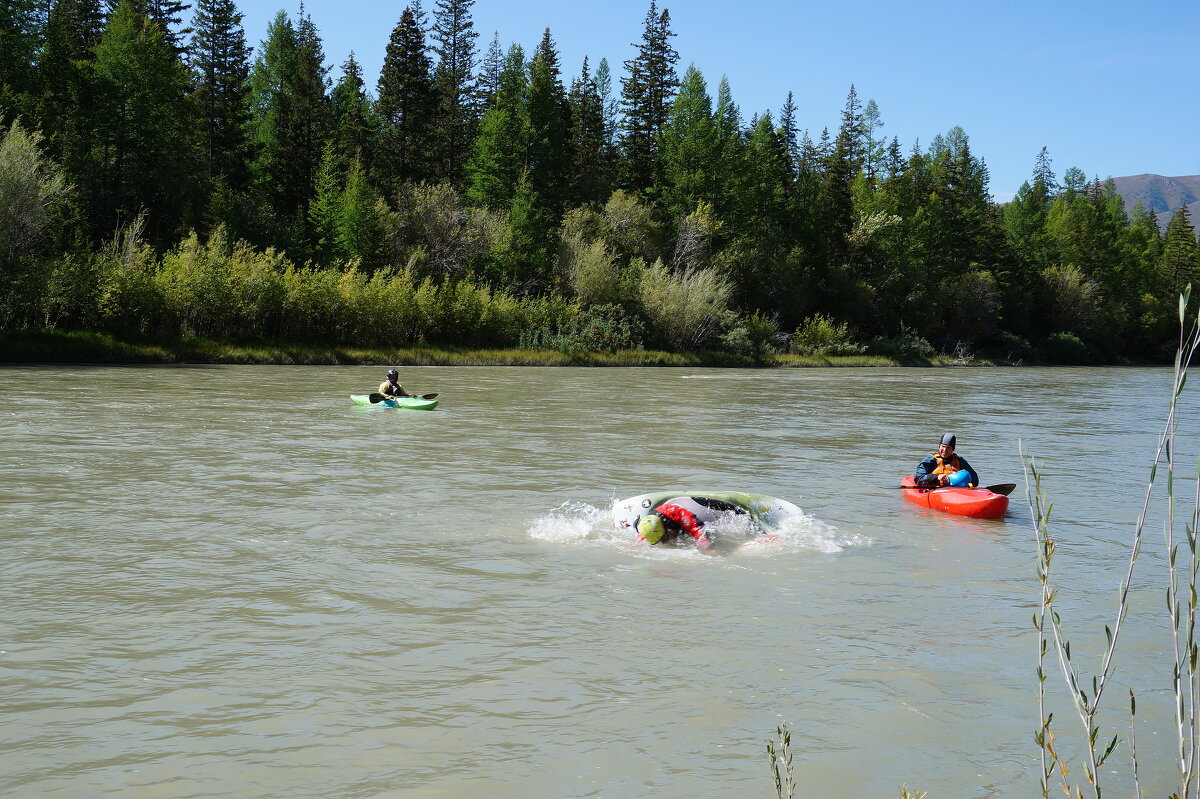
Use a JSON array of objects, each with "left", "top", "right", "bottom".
[
  {"left": 379, "top": 379, "right": 405, "bottom": 397},
  {"left": 929, "top": 453, "right": 963, "bottom": 475}
]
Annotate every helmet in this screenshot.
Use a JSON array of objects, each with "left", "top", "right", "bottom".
[
  {"left": 940, "top": 433, "right": 957, "bottom": 449},
  {"left": 637, "top": 514, "right": 665, "bottom": 544},
  {"left": 948, "top": 469, "right": 971, "bottom": 487},
  {"left": 387, "top": 369, "right": 399, "bottom": 379}
]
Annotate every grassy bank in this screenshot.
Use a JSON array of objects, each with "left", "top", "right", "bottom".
[{"left": 0, "top": 329, "right": 971, "bottom": 367}]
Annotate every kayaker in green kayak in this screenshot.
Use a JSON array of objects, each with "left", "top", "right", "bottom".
[
  {"left": 378, "top": 368, "right": 413, "bottom": 399},
  {"left": 914, "top": 433, "right": 980, "bottom": 488}
]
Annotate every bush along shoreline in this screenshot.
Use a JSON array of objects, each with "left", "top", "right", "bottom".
[{"left": 0, "top": 216, "right": 1154, "bottom": 368}]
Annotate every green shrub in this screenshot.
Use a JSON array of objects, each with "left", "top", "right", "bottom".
[
  {"left": 867, "top": 323, "right": 935, "bottom": 359},
  {"left": 1042, "top": 330, "right": 1093, "bottom": 364},
  {"left": 722, "top": 311, "right": 780, "bottom": 357},
  {"left": 519, "top": 303, "right": 644, "bottom": 353},
  {"left": 790, "top": 314, "right": 865, "bottom": 356},
  {"left": 639, "top": 258, "right": 734, "bottom": 350}
]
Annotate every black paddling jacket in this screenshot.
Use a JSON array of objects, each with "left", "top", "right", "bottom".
[{"left": 914, "top": 452, "right": 979, "bottom": 487}]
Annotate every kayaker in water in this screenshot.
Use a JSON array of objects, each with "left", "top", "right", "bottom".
[
  {"left": 914, "top": 433, "right": 980, "bottom": 488},
  {"left": 378, "top": 369, "right": 411, "bottom": 399},
  {"left": 636, "top": 496, "right": 760, "bottom": 553}
]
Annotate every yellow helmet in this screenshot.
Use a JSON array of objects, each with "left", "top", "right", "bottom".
[{"left": 638, "top": 514, "right": 665, "bottom": 544}]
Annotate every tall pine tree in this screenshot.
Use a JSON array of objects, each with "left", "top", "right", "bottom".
[
  {"left": 189, "top": 0, "right": 251, "bottom": 191},
  {"left": 377, "top": 4, "right": 436, "bottom": 192},
  {"left": 619, "top": 0, "right": 678, "bottom": 194},
  {"left": 430, "top": 0, "right": 477, "bottom": 185}
]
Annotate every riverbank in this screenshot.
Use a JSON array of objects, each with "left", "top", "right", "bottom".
[{"left": 0, "top": 329, "right": 984, "bottom": 367}]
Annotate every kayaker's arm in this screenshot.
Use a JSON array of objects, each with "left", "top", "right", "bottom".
[{"left": 913, "top": 455, "right": 941, "bottom": 487}]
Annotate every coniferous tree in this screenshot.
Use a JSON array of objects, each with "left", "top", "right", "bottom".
[
  {"left": 566, "top": 57, "right": 610, "bottom": 207},
  {"left": 336, "top": 155, "right": 387, "bottom": 270},
  {"left": 465, "top": 42, "right": 524, "bottom": 209},
  {"left": 127, "top": 0, "right": 192, "bottom": 56},
  {"left": 247, "top": 10, "right": 299, "bottom": 229},
  {"left": 476, "top": 30, "right": 501, "bottom": 106},
  {"left": 861, "top": 98, "right": 885, "bottom": 182},
  {"left": 1165, "top": 205, "right": 1198, "bottom": 292},
  {"left": 189, "top": 0, "right": 251, "bottom": 191},
  {"left": 287, "top": 10, "right": 332, "bottom": 220},
  {"left": 429, "top": 0, "right": 477, "bottom": 184},
  {"left": 308, "top": 142, "right": 341, "bottom": 263},
  {"left": 778, "top": 91, "right": 798, "bottom": 177},
  {"left": 659, "top": 63, "right": 718, "bottom": 223},
  {"left": 37, "top": 0, "right": 104, "bottom": 165},
  {"left": 246, "top": 8, "right": 331, "bottom": 249},
  {"left": 331, "top": 52, "right": 376, "bottom": 176},
  {"left": 90, "top": 0, "right": 198, "bottom": 240},
  {"left": 524, "top": 28, "right": 569, "bottom": 221},
  {"left": 593, "top": 56, "right": 618, "bottom": 149},
  {"left": 821, "top": 86, "right": 863, "bottom": 260},
  {"left": 377, "top": 5, "right": 436, "bottom": 192},
  {"left": 619, "top": 0, "right": 678, "bottom": 193},
  {"left": 0, "top": 0, "right": 43, "bottom": 117}
]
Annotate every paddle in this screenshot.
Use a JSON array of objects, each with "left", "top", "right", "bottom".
[
  {"left": 369, "top": 392, "right": 439, "bottom": 403},
  {"left": 889, "top": 482, "right": 1017, "bottom": 496}
]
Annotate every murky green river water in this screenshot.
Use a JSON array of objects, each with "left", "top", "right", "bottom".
[{"left": 1, "top": 364, "right": 1194, "bottom": 797}]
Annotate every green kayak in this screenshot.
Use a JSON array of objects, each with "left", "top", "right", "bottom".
[{"left": 350, "top": 394, "right": 439, "bottom": 410}]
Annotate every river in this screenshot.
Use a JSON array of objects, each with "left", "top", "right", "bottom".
[{"left": 1, "top": 364, "right": 1193, "bottom": 798}]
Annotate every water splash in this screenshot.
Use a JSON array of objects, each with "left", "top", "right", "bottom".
[{"left": 527, "top": 498, "right": 865, "bottom": 554}]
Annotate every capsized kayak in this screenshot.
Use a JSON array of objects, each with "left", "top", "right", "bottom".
[
  {"left": 900, "top": 475, "right": 1007, "bottom": 519},
  {"left": 612, "top": 490, "right": 802, "bottom": 531},
  {"left": 350, "top": 394, "right": 439, "bottom": 410}
]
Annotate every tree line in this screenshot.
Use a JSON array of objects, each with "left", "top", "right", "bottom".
[{"left": 1, "top": 0, "right": 1198, "bottom": 361}]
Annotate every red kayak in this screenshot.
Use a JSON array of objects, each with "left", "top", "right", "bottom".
[{"left": 900, "top": 475, "right": 1008, "bottom": 519}]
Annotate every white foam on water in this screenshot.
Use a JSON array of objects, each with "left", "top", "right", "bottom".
[{"left": 528, "top": 498, "right": 867, "bottom": 555}]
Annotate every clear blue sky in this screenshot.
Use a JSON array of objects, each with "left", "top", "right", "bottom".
[{"left": 232, "top": 0, "right": 1200, "bottom": 202}]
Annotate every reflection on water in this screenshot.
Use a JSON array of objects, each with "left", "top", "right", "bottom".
[{"left": 0, "top": 364, "right": 1191, "bottom": 798}]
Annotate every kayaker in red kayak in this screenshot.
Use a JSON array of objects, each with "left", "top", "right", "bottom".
[
  {"left": 914, "top": 433, "right": 980, "bottom": 488},
  {"left": 636, "top": 496, "right": 759, "bottom": 553}
]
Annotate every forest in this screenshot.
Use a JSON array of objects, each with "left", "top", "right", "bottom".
[{"left": 2, "top": 0, "right": 1199, "bottom": 363}]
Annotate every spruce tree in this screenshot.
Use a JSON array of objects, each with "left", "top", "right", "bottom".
[
  {"left": 476, "top": 30, "right": 501, "bottom": 107},
  {"left": 0, "top": 0, "right": 42, "bottom": 117},
  {"left": 377, "top": 5, "right": 436, "bottom": 192},
  {"left": 331, "top": 52, "right": 376, "bottom": 176},
  {"left": 430, "top": 0, "right": 477, "bottom": 185},
  {"left": 189, "top": 0, "right": 251, "bottom": 191},
  {"left": 247, "top": 10, "right": 299, "bottom": 228},
  {"left": 336, "top": 155, "right": 386, "bottom": 270},
  {"left": 132, "top": 0, "right": 192, "bottom": 57},
  {"left": 90, "top": 0, "right": 198, "bottom": 241},
  {"left": 566, "top": 57, "right": 610, "bottom": 207},
  {"left": 524, "top": 28, "right": 569, "bottom": 221},
  {"left": 593, "top": 56, "right": 618, "bottom": 149},
  {"left": 1165, "top": 205, "right": 1198, "bottom": 292},
  {"left": 619, "top": 0, "right": 679, "bottom": 193},
  {"left": 778, "top": 91, "right": 798, "bottom": 177},
  {"left": 659, "top": 63, "right": 718, "bottom": 223},
  {"left": 465, "top": 42, "right": 524, "bottom": 209}
]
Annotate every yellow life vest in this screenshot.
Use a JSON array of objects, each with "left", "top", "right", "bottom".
[{"left": 930, "top": 453, "right": 963, "bottom": 475}]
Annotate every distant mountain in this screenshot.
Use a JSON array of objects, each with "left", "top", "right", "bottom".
[{"left": 1109, "top": 173, "right": 1200, "bottom": 231}]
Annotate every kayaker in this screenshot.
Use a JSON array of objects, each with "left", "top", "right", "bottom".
[
  {"left": 378, "top": 369, "right": 410, "bottom": 399},
  {"left": 636, "top": 496, "right": 760, "bottom": 553},
  {"left": 914, "top": 433, "right": 980, "bottom": 488}
]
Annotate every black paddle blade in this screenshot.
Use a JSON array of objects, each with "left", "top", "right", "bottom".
[
  {"left": 985, "top": 483, "right": 1017, "bottom": 496},
  {"left": 369, "top": 392, "right": 387, "bottom": 403},
  {"left": 420, "top": 393, "right": 439, "bottom": 400}
]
